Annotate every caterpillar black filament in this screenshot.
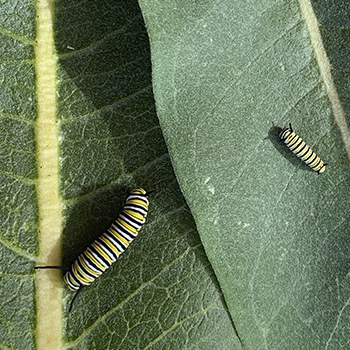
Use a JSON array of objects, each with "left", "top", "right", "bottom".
[
  {"left": 279, "top": 124, "right": 326, "bottom": 174},
  {"left": 36, "top": 188, "right": 150, "bottom": 311}
]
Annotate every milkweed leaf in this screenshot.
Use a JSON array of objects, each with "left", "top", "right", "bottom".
[
  {"left": 0, "top": 0, "right": 241, "bottom": 349},
  {"left": 139, "top": 0, "right": 350, "bottom": 349}
]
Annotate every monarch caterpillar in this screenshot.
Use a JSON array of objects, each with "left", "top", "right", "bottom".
[
  {"left": 36, "top": 188, "right": 151, "bottom": 311},
  {"left": 279, "top": 124, "right": 327, "bottom": 174}
]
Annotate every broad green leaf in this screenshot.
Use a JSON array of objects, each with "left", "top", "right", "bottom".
[
  {"left": 140, "top": 0, "right": 350, "bottom": 349},
  {"left": 0, "top": 1, "right": 37, "bottom": 349},
  {"left": 1, "top": 0, "right": 242, "bottom": 349},
  {"left": 56, "top": 1, "right": 240, "bottom": 347}
]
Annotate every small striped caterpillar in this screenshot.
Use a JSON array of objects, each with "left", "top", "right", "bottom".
[
  {"left": 279, "top": 124, "right": 326, "bottom": 174},
  {"left": 36, "top": 188, "right": 151, "bottom": 311}
]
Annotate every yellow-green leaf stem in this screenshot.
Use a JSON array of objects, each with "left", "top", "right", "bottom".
[{"left": 35, "top": 0, "right": 62, "bottom": 349}]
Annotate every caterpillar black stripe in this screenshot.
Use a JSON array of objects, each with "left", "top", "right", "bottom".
[
  {"left": 279, "top": 124, "right": 326, "bottom": 174},
  {"left": 36, "top": 188, "right": 150, "bottom": 311}
]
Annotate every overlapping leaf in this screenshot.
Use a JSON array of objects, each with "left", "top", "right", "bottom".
[
  {"left": 140, "top": 0, "right": 350, "bottom": 348},
  {"left": 56, "top": 1, "right": 240, "bottom": 349}
]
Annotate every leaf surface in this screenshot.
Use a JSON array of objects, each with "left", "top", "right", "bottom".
[
  {"left": 0, "top": 0, "right": 243, "bottom": 349},
  {"left": 56, "top": 1, "right": 240, "bottom": 348},
  {"left": 139, "top": 0, "right": 350, "bottom": 349},
  {"left": 0, "top": 1, "right": 36, "bottom": 349}
]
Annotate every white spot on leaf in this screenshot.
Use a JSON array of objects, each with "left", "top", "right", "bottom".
[
  {"left": 204, "top": 177, "right": 211, "bottom": 184},
  {"left": 208, "top": 185, "right": 215, "bottom": 195}
]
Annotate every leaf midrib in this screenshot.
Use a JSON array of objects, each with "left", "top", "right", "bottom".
[
  {"left": 34, "top": 0, "right": 63, "bottom": 349},
  {"left": 298, "top": 0, "right": 350, "bottom": 154}
]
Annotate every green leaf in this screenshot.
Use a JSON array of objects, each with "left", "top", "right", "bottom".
[
  {"left": 139, "top": 0, "right": 350, "bottom": 349},
  {"left": 0, "top": 0, "right": 37, "bottom": 349},
  {"left": 1, "top": 0, "right": 242, "bottom": 349},
  {"left": 56, "top": 1, "right": 240, "bottom": 348}
]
